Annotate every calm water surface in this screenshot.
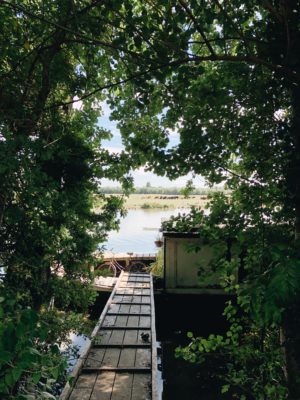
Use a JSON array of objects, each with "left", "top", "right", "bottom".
[{"left": 103, "top": 208, "right": 189, "bottom": 253}]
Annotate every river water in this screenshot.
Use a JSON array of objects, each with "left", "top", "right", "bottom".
[{"left": 103, "top": 208, "right": 189, "bottom": 253}]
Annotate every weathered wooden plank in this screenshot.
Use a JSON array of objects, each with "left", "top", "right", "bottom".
[
  {"left": 90, "top": 372, "right": 115, "bottom": 400},
  {"left": 114, "top": 295, "right": 124, "bottom": 302},
  {"left": 75, "top": 373, "right": 97, "bottom": 388},
  {"left": 96, "top": 330, "right": 112, "bottom": 345},
  {"left": 112, "top": 301, "right": 150, "bottom": 306},
  {"left": 131, "top": 373, "right": 151, "bottom": 400},
  {"left": 115, "top": 289, "right": 131, "bottom": 295},
  {"left": 117, "top": 289, "right": 151, "bottom": 295},
  {"left": 115, "top": 292, "right": 150, "bottom": 297},
  {"left": 119, "top": 304, "right": 130, "bottom": 313},
  {"left": 118, "top": 348, "right": 136, "bottom": 368},
  {"left": 142, "top": 296, "right": 151, "bottom": 304},
  {"left": 102, "top": 348, "right": 121, "bottom": 368},
  {"left": 119, "top": 283, "right": 150, "bottom": 289},
  {"left": 127, "top": 315, "right": 139, "bottom": 327},
  {"left": 123, "top": 329, "right": 138, "bottom": 345},
  {"left": 131, "top": 289, "right": 149, "bottom": 295},
  {"left": 109, "top": 303, "right": 121, "bottom": 313},
  {"left": 111, "top": 373, "right": 133, "bottom": 400},
  {"left": 115, "top": 315, "right": 128, "bottom": 327},
  {"left": 85, "top": 348, "right": 105, "bottom": 368},
  {"left": 141, "top": 305, "right": 151, "bottom": 314},
  {"left": 94, "top": 343, "right": 150, "bottom": 349},
  {"left": 109, "top": 329, "right": 125, "bottom": 345},
  {"left": 69, "top": 388, "right": 93, "bottom": 400},
  {"left": 130, "top": 278, "right": 150, "bottom": 281},
  {"left": 130, "top": 304, "right": 141, "bottom": 314},
  {"left": 103, "top": 315, "right": 117, "bottom": 327},
  {"left": 125, "top": 277, "right": 150, "bottom": 282},
  {"left": 107, "top": 312, "right": 150, "bottom": 317},
  {"left": 132, "top": 295, "right": 142, "bottom": 303},
  {"left": 139, "top": 316, "right": 151, "bottom": 328},
  {"left": 83, "top": 367, "right": 151, "bottom": 373},
  {"left": 135, "top": 349, "right": 151, "bottom": 368},
  {"left": 101, "top": 325, "right": 151, "bottom": 330}
]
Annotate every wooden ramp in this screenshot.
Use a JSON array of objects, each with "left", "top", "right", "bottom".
[{"left": 60, "top": 271, "right": 159, "bottom": 400}]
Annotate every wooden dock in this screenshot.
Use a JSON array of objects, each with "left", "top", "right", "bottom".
[
  {"left": 101, "top": 252, "right": 156, "bottom": 267},
  {"left": 60, "top": 271, "right": 159, "bottom": 400}
]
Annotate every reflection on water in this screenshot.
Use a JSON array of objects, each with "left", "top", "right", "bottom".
[
  {"left": 155, "top": 294, "right": 230, "bottom": 400},
  {"left": 104, "top": 208, "right": 190, "bottom": 253},
  {"left": 60, "top": 333, "right": 90, "bottom": 372}
]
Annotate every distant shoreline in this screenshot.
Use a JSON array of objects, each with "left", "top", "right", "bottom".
[{"left": 98, "top": 193, "right": 209, "bottom": 210}]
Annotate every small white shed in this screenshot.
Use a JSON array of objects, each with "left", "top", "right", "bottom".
[{"left": 163, "top": 232, "right": 225, "bottom": 294}]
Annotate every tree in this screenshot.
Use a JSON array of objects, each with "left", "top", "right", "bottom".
[
  {"left": 0, "top": 0, "right": 135, "bottom": 306},
  {"left": 0, "top": 1, "right": 133, "bottom": 397},
  {"left": 89, "top": 1, "right": 300, "bottom": 397},
  {"left": 180, "top": 179, "right": 196, "bottom": 198}
]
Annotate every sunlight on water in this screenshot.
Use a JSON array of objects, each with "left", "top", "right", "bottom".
[{"left": 103, "top": 208, "right": 190, "bottom": 253}]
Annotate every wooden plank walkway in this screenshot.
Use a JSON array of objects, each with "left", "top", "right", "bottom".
[{"left": 60, "top": 271, "right": 159, "bottom": 400}]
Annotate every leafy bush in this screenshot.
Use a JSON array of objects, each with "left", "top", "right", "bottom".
[
  {"left": 163, "top": 193, "right": 295, "bottom": 398},
  {"left": 0, "top": 292, "right": 67, "bottom": 399},
  {"left": 150, "top": 249, "right": 164, "bottom": 277}
]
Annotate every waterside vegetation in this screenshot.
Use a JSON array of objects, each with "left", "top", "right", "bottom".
[
  {"left": 1, "top": 1, "right": 300, "bottom": 399},
  {"left": 95, "top": 193, "right": 210, "bottom": 210}
]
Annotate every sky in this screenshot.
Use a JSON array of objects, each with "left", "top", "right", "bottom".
[{"left": 94, "top": 102, "right": 207, "bottom": 188}]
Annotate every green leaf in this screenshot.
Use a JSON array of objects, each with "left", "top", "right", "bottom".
[
  {"left": 31, "top": 371, "right": 41, "bottom": 384},
  {"left": 51, "top": 367, "right": 59, "bottom": 380},
  {"left": 68, "top": 375, "right": 76, "bottom": 386},
  {"left": 0, "top": 351, "right": 12, "bottom": 365},
  {"left": 4, "top": 371, "right": 14, "bottom": 387},
  {"left": 12, "top": 367, "right": 22, "bottom": 382},
  {"left": 221, "top": 384, "right": 230, "bottom": 393}
]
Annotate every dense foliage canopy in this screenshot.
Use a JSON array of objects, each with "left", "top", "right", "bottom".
[
  {"left": 1, "top": 0, "right": 300, "bottom": 398},
  {"left": 97, "top": 1, "right": 300, "bottom": 398},
  {"left": 0, "top": 1, "right": 131, "bottom": 397}
]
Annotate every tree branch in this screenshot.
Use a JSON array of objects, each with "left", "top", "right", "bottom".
[
  {"left": 50, "top": 57, "right": 192, "bottom": 109},
  {"left": 178, "top": 0, "right": 216, "bottom": 56},
  {"left": 50, "top": 51, "right": 300, "bottom": 110}
]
